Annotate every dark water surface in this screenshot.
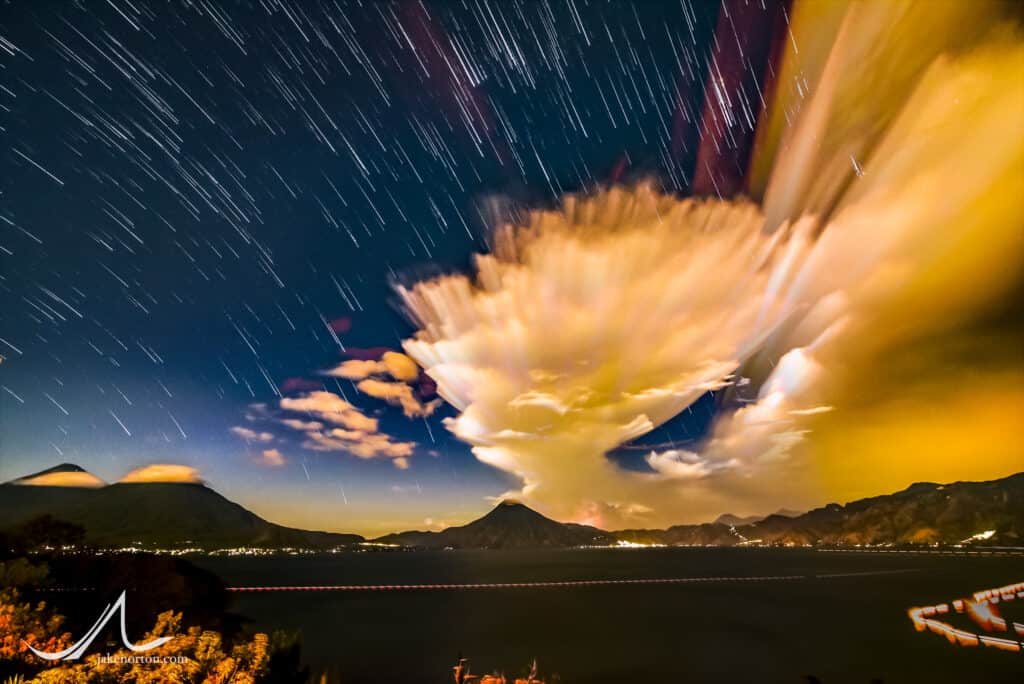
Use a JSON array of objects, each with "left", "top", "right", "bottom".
[{"left": 193, "top": 548, "right": 1024, "bottom": 683}]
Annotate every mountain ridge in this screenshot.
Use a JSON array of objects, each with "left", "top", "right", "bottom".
[
  {"left": 380, "top": 472, "right": 1024, "bottom": 549},
  {"left": 0, "top": 476, "right": 363, "bottom": 548},
  {"left": 374, "top": 498, "right": 615, "bottom": 549},
  {"left": 613, "top": 472, "right": 1024, "bottom": 547},
  {"left": 4, "top": 464, "right": 1021, "bottom": 550}
]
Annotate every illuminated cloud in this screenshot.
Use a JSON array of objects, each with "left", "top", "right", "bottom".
[
  {"left": 302, "top": 428, "right": 415, "bottom": 461},
  {"left": 280, "top": 391, "right": 378, "bottom": 432},
  {"left": 396, "top": 5, "right": 1024, "bottom": 528},
  {"left": 15, "top": 471, "right": 106, "bottom": 488},
  {"left": 279, "top": 390, "right": 417, "bottom": 469},
  {"left": 323, "top": 351, "right": 420, "bottom": 382},
  {"left": 321, "top": 351, "right": 432, "bottom": 418},
  {"left": 356, "top": 378, "right": 440, "bottom": 418},
  {"left": 398, "top": 187, "right": 808, "bottom": 526},
  {"left": 280, "top": 418, "right": 323, "bottom": 431},
  {"left": 120, "top": 464, "right": 203, "bottom": 484},
  {"left": 644, "top": 450, "right": 714, "bottom": 480},
  {"left": 380, "top": 351, "right": 419, "bottom": 381},
  {"left": 325, "top": 359, "right": 383, "bottom": 380},
  {"left": 259, "top": 448, "right": 286, "bottom": 467},
  {"left": 229, "top": 425, "right": 274, "bottom": 442}
]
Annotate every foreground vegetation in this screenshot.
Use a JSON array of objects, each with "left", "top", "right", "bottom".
[
  {"left": 0, "top": 517, "right": 305, "bottom": 684},
  {"left": 2, "top": 585, "right": 270, "bottom": 683}
]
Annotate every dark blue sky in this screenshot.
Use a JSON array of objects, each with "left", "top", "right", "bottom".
[{"left": 0, "top": 0, "right": 735, "bottom": 534}]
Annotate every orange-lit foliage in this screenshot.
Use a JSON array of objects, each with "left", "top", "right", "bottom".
[
  {"left": 0, "top": 589, "right": 73, "bottom": 666},
  {"left": 0, "top": 588, "right": 271, "bottom": 683}
]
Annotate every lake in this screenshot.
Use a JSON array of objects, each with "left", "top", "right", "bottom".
[{"left": 194, "top": 547, "right": 1024, "bottom": 683}]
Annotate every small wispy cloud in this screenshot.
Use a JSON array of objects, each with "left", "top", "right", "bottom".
[
  {"left": 323, "top": 351, "right": 420, "bottom": 382},
  {"left": 258, "top": 448, "right": 286, "bottom": 467},
  {"left": 230, "top": 425, "right": 274, "bottom": 442},
  {"left": 356, "top": 378, "right": 441, "bottom": 418},
  {"left": 279, "top": 391, "right": 378, "bottom": 432}
]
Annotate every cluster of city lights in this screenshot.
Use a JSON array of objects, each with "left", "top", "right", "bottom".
[{"left": 30, "top": 544, "right": 369, "bottom": 557}]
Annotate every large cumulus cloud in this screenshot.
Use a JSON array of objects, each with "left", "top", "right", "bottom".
[{"left": 394, "top": 3, "right": 1024, "bottom": 528}]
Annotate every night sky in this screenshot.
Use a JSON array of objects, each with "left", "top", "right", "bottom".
[{"left": 0, "top": 0, "right": 737, "bottom": 535}]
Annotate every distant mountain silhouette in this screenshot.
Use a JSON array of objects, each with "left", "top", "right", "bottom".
[
  {"left": 5, "top": 464, "right": 1021, "bottom": 551},
  {"left": 379, "top": 473, "right": 1024, "bottom": 549},
  {"left": 615, "top": 473, "right": 1024, "bottom": 547},
  {"left": 714, "top": 513, "right": 764, "bottom": 527},
  {"left": 711, "top": 508, "right": 803, "bottom": 528},
  {"left": 1, "top": 465, "right": 363, "bottom": 548},
  {"left": 9, "top": 462, "right": 91, "bottom": 480},
  {"left": 375, "top": 499, "right": 614, "bottom": 549}
]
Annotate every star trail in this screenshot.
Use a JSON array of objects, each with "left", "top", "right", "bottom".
[
  {"left": 0, "top": 1, "right": 729, "bottom": 535},
  {"left": 6, "top": 1, "right": 1018, "bottom": 538}
]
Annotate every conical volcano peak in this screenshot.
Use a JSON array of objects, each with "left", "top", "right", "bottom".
[{"left": 8, "top": 463, "right": 106, "bottom": 488}]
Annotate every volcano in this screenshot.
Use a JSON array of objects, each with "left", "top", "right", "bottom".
[
  {"left": 8, "top": 462, "right": 107, "bottom": 488},
  {"left": 1, "top": 463, "right": 363, "bottom": 549},
  {"left": 380, "top": 472, "right": 1024, "bottom": 549},
  {"left": 375, "top": 499, "right": 615, "bottom": 549}
]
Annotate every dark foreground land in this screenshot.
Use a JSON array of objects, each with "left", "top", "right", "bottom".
[{"left": 193, "top": 547, "right": 1024, "bottom": 683}]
